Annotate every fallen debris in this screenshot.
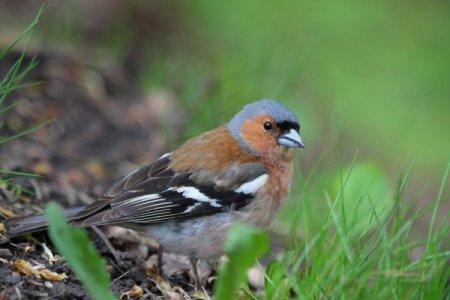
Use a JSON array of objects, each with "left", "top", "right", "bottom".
[
  {"left": 12, "top": 259, "right": 41, "bottom": 278},
  {"left": 12, "top": 259, "right": 68, "bottom": 281},
  {"left": 39, "top": 269, "right": 68, "bottom": 281},
  {"left": 124, "top": 284, "right": 144, "bottom": 298},
  {"left": 0, "top": 222, "right": 5, "bottom": 235},
  {"left": 41, "top": 243, "right": 63, "bottom": 265},
  {"left": 0, "top": 204, "right": 17, "bottom": 218}
]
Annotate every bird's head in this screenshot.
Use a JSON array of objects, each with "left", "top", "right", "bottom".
[{"left": 228, "top": 99, "right": 305, "bottom": 159}]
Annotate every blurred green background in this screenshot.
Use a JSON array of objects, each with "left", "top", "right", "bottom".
[{"left": 1, "top": 0, "right": 448, "bottom": 233}]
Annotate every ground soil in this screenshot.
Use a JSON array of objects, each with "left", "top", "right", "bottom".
[{"left": 0, "top": 50, "right": 210, "bottom": 299}]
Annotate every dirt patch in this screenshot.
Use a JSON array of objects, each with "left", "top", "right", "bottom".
[
  {"left": 0, "top": 50, "right": 204, "bottom": 299},
  {"left": 0, "top": 234, "right": 204, "bottom": 299}
]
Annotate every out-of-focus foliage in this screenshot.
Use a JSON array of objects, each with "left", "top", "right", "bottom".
[
  {"left": 330, "top": 161, "right": 392, "bottom": 235},
  {"left": 264, "top": 259, "right": 291, "bottom": 300},
  {"left": 2, "top": 1, "right": 448, "bottom": 175},
  {"left": 46, "top": 203, "right": 116, "bottom": 300},
  {"left": 214, "top": 224, "right": 269, "bottom": 300},
  {"left": 173, "top": 1, "right": 450, "bottom": 176},
  {"left": 271, "top": 163, "right": 449, "bottom": 299}
]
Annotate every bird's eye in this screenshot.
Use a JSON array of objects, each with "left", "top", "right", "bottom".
[{"left": 263, "top": 122, "right": 273, "bottom": 130}]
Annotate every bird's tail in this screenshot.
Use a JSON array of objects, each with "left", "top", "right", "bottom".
[{"left": 2, "top": 206, "right": 86, "bottom": 240}]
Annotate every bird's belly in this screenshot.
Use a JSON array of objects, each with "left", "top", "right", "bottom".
[
  {"left": 143, "top": 213, "right": 233, "bottom": 259},
  {"left": 142, "top": 208, "right": 277, "bottom": 259}
]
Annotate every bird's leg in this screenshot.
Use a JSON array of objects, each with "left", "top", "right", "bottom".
[
  {"left": 190, "top": 258, "right": 202, "bottom": 290},
  {"left": 157, "top": 245, "right": 164, "bottom": 275}
]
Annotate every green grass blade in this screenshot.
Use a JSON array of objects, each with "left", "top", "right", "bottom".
[
  {"left": 0, "top": 169, "right": 41, "bottom": 178},
  {"left": 0, "top": 119, "right": 53, "bottom": 144},
  {"left": 0, "top": 100, "right": 21, "bottom": 115},
  {"left": 426, "top": 162, "right": 449, "bottom": 252},
  {"left": 0, "top": 5, "right": 46, "bottom": 60},
  {"left": 46, "top": 202, "right": 116, "bottom": 300},
  {"left": 325, "top": 192, "right": 353, "bottom": 261},
  {"left": 0, "top": 6, "right": 44, "bottom": 105}
]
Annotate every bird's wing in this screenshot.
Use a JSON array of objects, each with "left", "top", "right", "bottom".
[{"left": 73, "top": 153, "right": 268, "bottom": 226}]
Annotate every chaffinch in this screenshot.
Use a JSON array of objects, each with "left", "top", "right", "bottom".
[{"left": 4, "top": 99, "right": 304, "bottom": 283}]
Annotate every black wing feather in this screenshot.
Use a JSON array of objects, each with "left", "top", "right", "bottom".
[{"left": 72, "top": 154, "right": 267, "bottom": 227}]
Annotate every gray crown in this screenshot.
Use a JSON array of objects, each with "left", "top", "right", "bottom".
[{"left": 228, "top": 99, "right": 299, "bottom": 155}]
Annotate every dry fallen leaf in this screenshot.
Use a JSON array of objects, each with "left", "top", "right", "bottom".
[
  {"left": 13, "top": 259, "right": 68, "bottom": 281},
  {"left": 39, "top": 269, "right": 68, "bottom": 281},
  {"left": 23, "top": 244, "right": 35, "bottom": 253},
  {"left": 13, "top": 259, "right": 41, "bottom": 278},
  {"left": 127, "top": 285, "right": 144, "bottom": 298},
  {"left": 146, "top": 266, "right": 175, "bottom": 294},
  {"left": 0, "top": 205, "right": 16, "bottom": 218},
  {"left": 0, "top": 223, "right": 5, "bottom": 235}
]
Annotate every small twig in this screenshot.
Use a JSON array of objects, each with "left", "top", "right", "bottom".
[{"left": 110, "top": 270, "right": 130, "bottom": 287}]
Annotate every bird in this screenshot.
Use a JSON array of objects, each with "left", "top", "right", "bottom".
[{"left": 2, "top": 99, "right": 305, "bottom": 287}]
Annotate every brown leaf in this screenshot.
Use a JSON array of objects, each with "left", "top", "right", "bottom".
[
  {"left": 39, "top": 269, "right": 68, "bottom": 281},
  {"left": 13, "top": 259, "right": 68, "bottom": 281},
  {"left": 0, "top": 205, "right": 17, "bottom": 218},
  {"left": 13, "top": 259, "right": 41, "bottom": 278},
  {"left": 0, "top": 223, "right": 5, "bottom": 235},
  {"left": 127, "top": 285, "right": 144, "bottom": 298}
]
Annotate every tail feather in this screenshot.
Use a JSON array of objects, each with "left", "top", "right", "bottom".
[{"left": 3, "top": 206, "right": 86, "bottom": 239}]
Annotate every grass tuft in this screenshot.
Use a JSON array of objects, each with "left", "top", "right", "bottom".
[{"left": 270, "top": 159, "right": 450, "bottom": 299}]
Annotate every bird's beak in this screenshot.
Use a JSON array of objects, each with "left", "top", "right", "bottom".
[{"left": 278, "top": 129, "right": 305, "bottom": 148}]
